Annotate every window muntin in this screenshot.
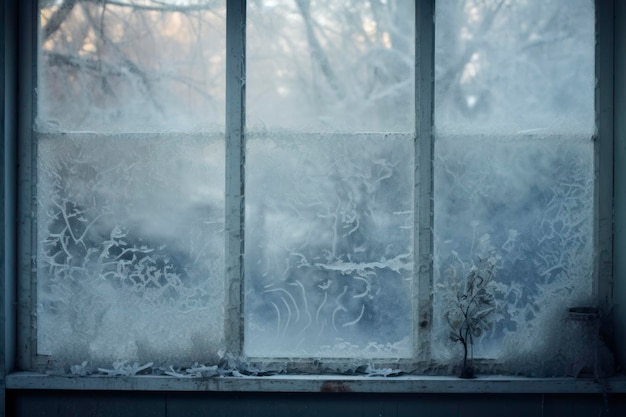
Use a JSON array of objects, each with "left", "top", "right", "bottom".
[{"left": 27, "top": 0, "right": 599, "bottom": 376}]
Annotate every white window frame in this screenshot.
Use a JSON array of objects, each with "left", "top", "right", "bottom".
[{"left": 2, "top": 0, "right": 625, "bottom": 394}]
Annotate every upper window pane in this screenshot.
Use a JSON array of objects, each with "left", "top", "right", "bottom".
[
  {"left": 435, "top": 0, "right": 595, "bottom": 135},
  {"left": 38, "top": 0, "right": 226, "bottom": 132},
  {"left": 247, "top": 0, "right": 415, "bottom": 132}
]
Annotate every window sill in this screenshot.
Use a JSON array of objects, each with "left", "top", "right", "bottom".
[{"left": 6, "top": 372, "right": 626, "bottom": 394}]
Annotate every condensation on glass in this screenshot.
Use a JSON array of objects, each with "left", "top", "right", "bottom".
[
  {"left": 244, "top": 0, "right": 416, "bottom": 358},
  {"left": 244, "top": 135, "right": 414, "bottom": 358},
  {"left": 32, "top": 0, "right": 599, "bottom": 376},
  {"left": 246, "top": 0, "right": 415, "bottom": 132},
  {"left": 433, "top": 0, "right": 596, "bottom": 376},
  {"left": 36, "top": 0, "right": 227, "bottom": 366},
  {"left": 38, "top": 0, "right": 226, "bottom": 132}
]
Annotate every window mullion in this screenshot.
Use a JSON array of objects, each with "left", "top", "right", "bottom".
[
  {"left": 225, "top": 0, "right": 246, "bottom": 357},
  {"left": 16, "top": 0, "right": 37, "bottom": 372},
  {"left": 415, "top": 0, "right": 435, "bottom": 361},
  {"left": 3, "top": 0, "right": 18, "bottom": 378},
  {"left": 594, "top": 0, "right": 614, "bottom": 316}
]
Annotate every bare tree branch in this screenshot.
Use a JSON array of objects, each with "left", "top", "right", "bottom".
[
  {"left": 294, "top": 0, "right": 345, "bottom": 100},
  {"left": 79, "top": 2, "right": 165, "bottom": 113},
  {"left": 82, "top": 0, "right": 219, "bottom": 13},
  {"left": 43, "top": 0, "right": 79, "bottom": 41}
]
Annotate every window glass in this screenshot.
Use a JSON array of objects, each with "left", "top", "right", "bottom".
[
  {"left": 433, "top": 0, "right": 595, "bottom": 375},
  {"left": 38, "top": 0, "right": 226, "bottom": 132},
  {"left": 247, "top": 0, "right": 415, "bottom": 132},
  {"left": 30, "top": 0, "right": 599, "bottom": 376},
  {"left": 244, "top": 0, "right": 416, "bottom": 358},
  {"left": 434, "top": 0, "right": 595, "bottom": 135},
  {"left": 36, "top": 1, "right": 227, "bottom": 366},
  {"left": 244, "top": 134, "right": 414, "bottom": 358}
]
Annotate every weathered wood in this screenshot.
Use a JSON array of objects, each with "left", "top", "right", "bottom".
[
  {"left": 6, "top": 373, "right": 626, "bottom": 394},
  {"left": 594, "top": 0, "right": 615, "bottom": 324},
  {"left": 16, "top": 0, "right": 37, "bottom": 373},
  {"left": 415, "top": 0, "right": 435, "bottom": 362},
  {"left": 224, "top": 0, "right": 246, "bottom": 358},
  {"left": 613, "top": 0, "right": 626, "bottom": 371}
]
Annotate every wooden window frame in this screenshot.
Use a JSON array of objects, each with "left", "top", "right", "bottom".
[{"left": 1, "top": 0, "right": 623, "bottom": 395}]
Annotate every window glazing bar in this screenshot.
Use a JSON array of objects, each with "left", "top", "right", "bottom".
[
  {"left": 16, "top": 0, "right": 37, "bottom": 372},
  {"left": 3, "top": 0, "right": 18, "bottom": 379},
  {"left": 415, "top": 0, "right": 435, "bottom": 360},
  {"left": 613, "top": 0, "right": 626, "bottom": 370},
  {"left": 1, "top": 0, "right": 8, "bottom": 403},
  {"left": 594, "top": 0, "right": 614, "bottom": 315},
  {"left": 224, "top": 0, "right": 246, "bottom": 357}
]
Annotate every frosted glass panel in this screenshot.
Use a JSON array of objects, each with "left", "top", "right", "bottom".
[
  {"left": 38, "top": 1, "right": 226, "bottom": 132},
  {"left": 37, "top": 135, "right": 225, "bottom": 366},
  {"left": 433, "top": 0, "right": 596, "bottom": 376},
  {"left": 244, "top": 135, "right": 414, "bottom": 358},
  {"left": 433, "top": 137, "right": 594, "bottom": 375},
  {"left": 247, "top": 1, "right": 414, "bottom": 132},
  {"left": 435, "top": 0, "right": 594, "bottom": 135}
]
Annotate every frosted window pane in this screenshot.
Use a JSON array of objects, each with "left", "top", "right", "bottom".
[
  {"left": 247, "top": 1, "right": 414, "bottom": 132},
  {"left": 435, "top": 0, "right": 594, "bottom": 135},
  {"left": 37, "top": 135, "right": 225, "bottom": 366},
  {"left": 244, "top": 135, "right": 414, "bottom": 358},
  {"left": 38, "top": 1, "right": 226, "bottom": 132},
  {"left": 434, "top": 0, "right": 596, "bottom": 376},
  {"left": 433, "top": 137, "right": 593, "bottom": 375}
]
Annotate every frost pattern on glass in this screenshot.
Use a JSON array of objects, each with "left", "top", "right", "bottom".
[
  {"left": 244, "top": 135, "right": 414, "bottom": 358},
  {"left": 435, "top": 0, "right": 594, "bottom": 135},
  {"left": 434, "top": 0, "right": 596, "bottom": 376},
  {"left": 247, "top": 1, "right": 414, "bottom": 132},
  {"left": 433, "top": 137, "right": 594, "bottom": 376},
  {"left": 37, "top": 135, "right": 225, "bottom": 366},
  {"left": 39, "top": 1, "right": 226, "bottom": 132}
]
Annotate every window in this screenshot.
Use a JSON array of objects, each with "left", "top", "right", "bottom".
[{"left": 16, "top": 0, "right": 611, "bottom": 379}]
